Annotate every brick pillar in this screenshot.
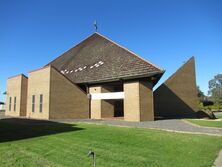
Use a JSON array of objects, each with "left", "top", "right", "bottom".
[
  {"left": 124, "top": 80, "right": 154, "bottom": 122},
  {"left": 89, "top": 86, "right": 102, "bottom": 119},
  {"left": 89, "top": 85, "right": 115, "bottom": 119}
]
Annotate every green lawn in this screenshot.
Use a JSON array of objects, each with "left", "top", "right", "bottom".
[
  {"left": 215, "top": 112, "right": 222, "bottom": 119},
  {"left": 0, "top": 119, "right": 222, "bottom": 167},
  {"left": 187, "top": 119, "right": 222, "bottom": 128}
]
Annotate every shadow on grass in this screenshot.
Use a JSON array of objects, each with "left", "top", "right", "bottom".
[{"left": 0, "top": 118, "right": 83, "bottom": 143}]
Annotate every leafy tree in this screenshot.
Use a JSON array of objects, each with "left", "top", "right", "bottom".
[
  {"left": 208, "top": 74, "right": 222, "bottom": 105},
  {"left": 197, "top": 86, "right": 205, "bottom": 102}
]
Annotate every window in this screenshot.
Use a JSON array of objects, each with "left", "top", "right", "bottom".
[
  {"left": 39, "top": 94, "right": 43, "bottom": 112},
  {"left": 14, "top": 97, "right": 16, "bottom": 111},
  {"left": 9, "top": 97, "right": 12, "bottom": 111},
  {"left": 32, "top": 95, "right": 35, "bottom": 112}
]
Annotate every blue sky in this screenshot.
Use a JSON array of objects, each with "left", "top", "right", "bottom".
[{"left": 0, "top": 0, "right": 222, "bottom": 102}]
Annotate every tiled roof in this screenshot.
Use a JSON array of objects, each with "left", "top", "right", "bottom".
[{"left": 47, "top": 33, "right": 164, "bottom": 84}]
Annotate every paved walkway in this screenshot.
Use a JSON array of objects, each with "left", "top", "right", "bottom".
[
  {"left": 1, "top": 112, "right": 222, "bottom": 136},
  {"left": 213, "top": 150, "right": 222, "bottom": 167},
  {"left": 56, "top": 118, "right": 222, "bottom": 136}
]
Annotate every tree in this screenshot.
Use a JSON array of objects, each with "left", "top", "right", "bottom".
[
  {"left": 197, "top": 86, "right": 205, "bottom": 102},
  {"left": 208, "top": 74, "right": 222, "bottom": 105}
]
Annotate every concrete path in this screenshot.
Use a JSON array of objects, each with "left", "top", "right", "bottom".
[
  {"left": 57, "top": 119, "right": 222, "bottom": 136},
  {"left": 213, "top": 150, "right": 222, "bottom": 167},
  {"left": 1, "top": 112, "right": 222, "bottom": 136}
]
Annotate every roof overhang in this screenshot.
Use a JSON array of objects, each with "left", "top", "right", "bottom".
[{"left": 77, "top": 70, "right": 165, "bottom": 86}]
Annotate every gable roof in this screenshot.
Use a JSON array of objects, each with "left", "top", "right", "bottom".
[{"left": 47, "top": 33, "right": 164, "bottom": 84}]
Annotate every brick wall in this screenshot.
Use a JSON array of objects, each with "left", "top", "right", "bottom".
[
  {"left": 26, "top": 67, "right": 50, "bottom": 119},
  {"left": 124, "top": 80, "right": 154, "bottom": 121},
  {"left": 5, "top": 75, "right": 27, "bottom": 117},
  {"left": 26, "top": 66, "right": 89, "bottom": 120},
  {"left": 49, "top": 67, "right": 89, "bottom": 119},
  {"left": 154, "top": 57, "right": 198, "bottom": 118}
]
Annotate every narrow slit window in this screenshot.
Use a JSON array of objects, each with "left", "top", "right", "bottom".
[
  {"left": 32, "top": 95, "right": 35, "bottom": 112},
  {"left": 14, "top": 96, "right": 16, "bottom": 111},
  {"left": 39, "top": 94, "right": 43, "bottom": 112},
  {"left": 9, "top": 97, "right": 12, "bottom": 111}
]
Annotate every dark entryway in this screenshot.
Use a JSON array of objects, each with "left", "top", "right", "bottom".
[{"left": 114, "top": 100, "right": 123, "bottom": 117}]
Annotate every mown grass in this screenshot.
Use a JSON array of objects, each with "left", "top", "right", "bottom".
[
  {"left": 0, "top": 118, "right": 222, "bottom": 167},
  {"left": 215, "top": 112, "right": 222, "bottom": 119},
  {"left": 187, "top": 119, "right": 222, "bottom": 128}
]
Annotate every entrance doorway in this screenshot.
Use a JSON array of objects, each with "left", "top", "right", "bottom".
[
  {"left": 114, "top": 100, "right": 123, "bottom": 117},
  {"left": 101, "top": 99, "right": 124, "bottom": 119},
  {"left": 91, "top": 81, "right": 124, "bottom": 120}
]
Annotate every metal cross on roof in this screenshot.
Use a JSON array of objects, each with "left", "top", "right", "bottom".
[{"left": 94, "top": 20, "right": 98, "bottom": 32}]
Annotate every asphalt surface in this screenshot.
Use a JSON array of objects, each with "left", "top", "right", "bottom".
[
  {"left": 1, "top": 112, "right": 222, "bottom": 136},
  {"left": 53, "top": 118, "right": 222, "bottom": 136}
]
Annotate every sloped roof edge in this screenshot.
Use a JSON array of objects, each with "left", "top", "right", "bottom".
[
  {"left": 46, "top": 32, "right": 164, "bottom": 73},
  {"left": 45, "top": 33, "right": 98, "bottom": 66},
  {"left": 95, "top": 32, "right": 164, "bottom": 72},
  {"left": 78, "top": 71, "right": 164, "bottom": 85},
  {"left": 164, "top": 56, "right": 195, "bottom": 85}
]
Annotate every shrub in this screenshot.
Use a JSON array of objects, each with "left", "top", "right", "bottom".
[{"left": 198, "top": 103, "right": 222, "bottom": 111}]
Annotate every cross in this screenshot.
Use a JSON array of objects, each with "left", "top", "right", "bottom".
[{"left": 94, "top": 20, "right": 98, "bottom": 32}]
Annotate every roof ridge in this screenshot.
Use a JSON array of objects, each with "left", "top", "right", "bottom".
[{"left": 95, "top": 32, "right": 164, "bottom": 72}]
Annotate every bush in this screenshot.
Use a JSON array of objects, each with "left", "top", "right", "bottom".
[{"left": 198, "top": 103, "right": 222, "bottom": 111}]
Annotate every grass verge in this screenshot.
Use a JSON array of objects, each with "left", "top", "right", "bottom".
[
  {"left": 215, "top": 112, "right": 222, "bottom": 119},
  {"left": 187, "top": 119, "right": 222, "bottom": 128}
]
